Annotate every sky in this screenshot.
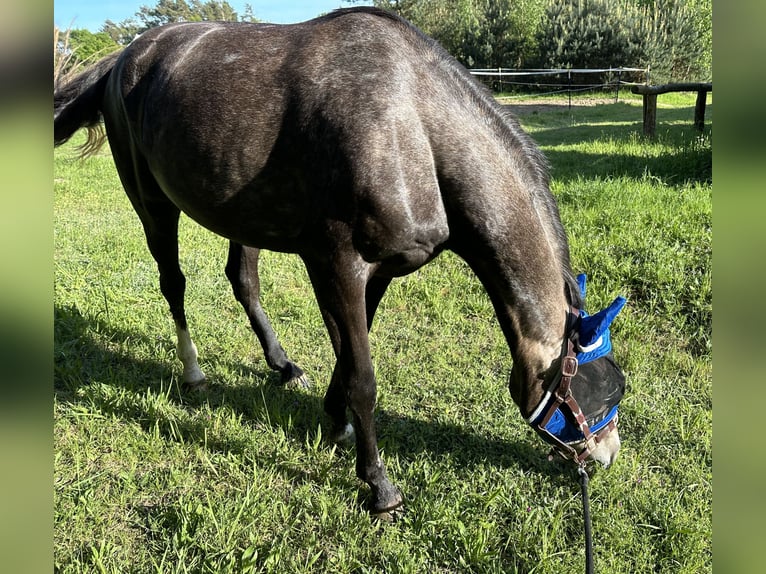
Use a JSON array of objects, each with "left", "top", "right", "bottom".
[{"left": 54, "top": 1, "right": 373, "bottom": 32}]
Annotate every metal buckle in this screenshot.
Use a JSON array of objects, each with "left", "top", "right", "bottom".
[{"left": 562, "top": 355, "right": 578, "bottom": 377}]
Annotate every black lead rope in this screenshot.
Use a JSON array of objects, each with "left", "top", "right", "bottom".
[{"left": 577, "top": 465, "right": 595, "bottom": 574}]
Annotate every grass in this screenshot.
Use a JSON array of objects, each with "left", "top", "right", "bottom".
[{"left": 54, "top": 93, "right": 711, "bottom": 573}]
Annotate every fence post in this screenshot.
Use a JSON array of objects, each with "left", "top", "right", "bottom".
[
  {"left": 568, "top": 69, "right": 572, "bottom": 110},
  {"left": 615, "top": 69, "right": 621, "bottom": 103},
  {"left": 694, "top": 89, "right": 708, "bottom": 131},
  {"left": 642, "top": 93, "right": 657, "bottom": 137}
]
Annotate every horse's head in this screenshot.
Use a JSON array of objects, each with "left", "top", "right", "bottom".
[{"left": 527, "top": 274, "right": 627, "bottom": 467}]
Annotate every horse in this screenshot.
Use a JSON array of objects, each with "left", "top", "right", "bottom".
[{"left": 54, "top": 7, "right": 627, "bottom": 516}]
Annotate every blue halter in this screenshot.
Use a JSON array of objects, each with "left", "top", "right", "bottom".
[{"left": 528, "top": 274, "right": 626, "bottom": 462}]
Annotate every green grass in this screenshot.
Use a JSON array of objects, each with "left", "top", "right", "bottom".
[{"left": 54, "top": 94, "right": 711, "bottom": 573}]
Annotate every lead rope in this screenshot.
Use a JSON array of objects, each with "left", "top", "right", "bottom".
[{"left": 577, "top": 465, "right": 594, "bottom": 574}]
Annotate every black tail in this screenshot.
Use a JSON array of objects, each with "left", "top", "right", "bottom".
[{"left": 54, "top": 50, "right": 123, "bottom": 151}]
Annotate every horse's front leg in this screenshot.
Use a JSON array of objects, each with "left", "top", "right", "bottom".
[
  {"left": 306, "top": 259, "right": 403, "bottom": 516},
  {"left": 323, "top": 275, "right": 393, "bottom": 445}
]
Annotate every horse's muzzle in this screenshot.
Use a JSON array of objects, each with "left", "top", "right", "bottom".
[{"left": 578, "top": 416, "right": 621, "bottom": 467}]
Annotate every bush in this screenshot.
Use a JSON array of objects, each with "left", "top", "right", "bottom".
[
  {"left": 536, "top": 0, "right": 712, "bottom": 84},
  {"left": 536, "top": 0, "right": 642, "bottom": 69},
  {"left": 636, "top": 0, "right": 711, "bottom": 83},
  {"left": 374, "top": 0, "right": 548, "bottom": 69}
]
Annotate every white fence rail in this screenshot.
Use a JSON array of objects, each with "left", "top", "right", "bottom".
[{"left": 469, "top": 67, "right": 650, "bottom": 105}]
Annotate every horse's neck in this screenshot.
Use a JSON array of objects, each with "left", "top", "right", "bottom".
[
  {"left": 441, "top": 131, "right": 570, "bottom": 417},
  {"left": 493, "top": 271, "right": 568, "bottom": 413},
  {"left": 508, "top": 325, "right": 566, "bottom": 417}
]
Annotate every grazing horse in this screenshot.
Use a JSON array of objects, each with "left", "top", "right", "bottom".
[{"left": 54, "top": 7, "right": 626, "bottom": 515}]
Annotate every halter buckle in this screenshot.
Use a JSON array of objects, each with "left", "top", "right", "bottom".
[{"left": 562, "top": 355, "right": 578, "bottom": 377}]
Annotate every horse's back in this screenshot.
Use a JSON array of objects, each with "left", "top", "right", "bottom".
[
  {"left": 104, "top": 11, "right": 453, "bottom": 262},
  {"left": 103, "top": 9, "right": 547, "bottom": 271}
]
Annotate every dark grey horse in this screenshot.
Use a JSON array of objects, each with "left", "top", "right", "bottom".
[{"left": 54, "top": 7, "right": 626, "bottom": 516}]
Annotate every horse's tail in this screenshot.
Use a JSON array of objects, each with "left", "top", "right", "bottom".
[{"left": 54, "top": 50, "right": 123, "bottom": 157}]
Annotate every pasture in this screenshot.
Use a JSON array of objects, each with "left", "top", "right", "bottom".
[{"left": 54, "top": 93, "right": 711, "bottom": 573}]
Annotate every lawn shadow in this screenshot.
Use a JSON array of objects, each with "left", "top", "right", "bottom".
[
  {"left": 507, "top": 100, "right": 712, "bottom": 137},
  {"left": 55, "top": 303, "right": 576, "bottom": 485},
  {"left": 506, "top": 101, "right": 712, "bottom": 186}
]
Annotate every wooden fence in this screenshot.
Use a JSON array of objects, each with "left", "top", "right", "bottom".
[{"left": 630, "top": 82, "right": 712, "bottom": 137}]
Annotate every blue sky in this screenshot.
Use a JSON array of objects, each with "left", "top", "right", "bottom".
[{"left": 54, "top": 1, "right": 373, "bottom": 32}]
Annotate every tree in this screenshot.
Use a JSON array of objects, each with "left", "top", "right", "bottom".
[
  {"left": 54, "top": 28, "right": 120, "bottom": 80},
  {"left": 101, "top": 0, "right": 259, "bottom": 45},
  {"left": 636, "top": 0, "right": 711, "bottom": 83},
  {"left": 350, "top": 0, "right": 711, "bottom": 82},
  {"left": 535, "top": 0, "right": 711, "bottom": 83},
  {"left": 67, "top": 29, "right": 120, "bottom": 63},
  {"left": 472, "top": 0, "right": 547, "bottom": 68},
  {"left": 353, "top": 0, "right": 547, "bottom": 68},
  {"left": 136, "top": 0, "right": 238, "bottom": 28},
  {"left": 101, "top": 19, "right": 140, "bottom": 46},
  {"left": 536, "top": 0, "right": 642, "bottom": 70}
]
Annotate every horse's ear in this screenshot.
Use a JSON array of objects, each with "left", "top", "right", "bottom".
[
  {"left": 579, "top": 296, "right": 627, "bottom": 347},
  {"left": 577, "top": 274, "right": 587, "bottom": 300}
]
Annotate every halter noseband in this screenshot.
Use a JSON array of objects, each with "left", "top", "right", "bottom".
[{"left": 527, "top": 307, "right": 619, "bottom": 466}]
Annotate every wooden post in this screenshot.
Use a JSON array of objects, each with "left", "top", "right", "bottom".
[
  {"left": 694, "top": 90, "right": 708, "bottom": 132},
  {"left": 631, "top": 83, "right": 712, "bottom": 137},
  {"left": 614, "top": 70, "right": 622, "bottom": 103},
  {"left": 643, "top": 93, "right": 657, "bottom": 137}
]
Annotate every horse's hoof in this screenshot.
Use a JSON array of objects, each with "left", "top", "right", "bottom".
[
  {"left": 279, "top": 364, "right": 310, "bottom": 388},
  {"left": 182, "top": 365, "right": 207, "bottom": 388},
  {"left": 370, "top": 502, "right": 406, "bottom": 524},
  {"left": 285, "top": 373, "right": 311, "bottom": 389},
  {"left": 182, "top": 378, "right": 208, "bottom": 393},
  {"left": 367, "top": 484, "right": 404, "bottom": 522}
]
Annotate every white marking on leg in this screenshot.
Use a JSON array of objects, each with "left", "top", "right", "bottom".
[
  {"left": 335, "top": 423, "right": 355, "bottom": 444},
  {"left": 175, "top": 324, "right": 206, "bottom": 384}
]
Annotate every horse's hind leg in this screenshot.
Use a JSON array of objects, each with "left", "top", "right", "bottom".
[
  {"left": 112, "top": 146, "right": 206, "bottom": 388},
  {"left": 135, "top": 203, "right": 206, "bottom": 388},
  {"left": 104, "top": 113, "right": 208, "bottom": 387},
  {"left": 225, "top": 242, "right": 308, "bottom": 387}
]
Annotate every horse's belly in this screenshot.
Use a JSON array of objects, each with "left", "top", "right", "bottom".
[{"left": 155, "top": 169, "right": 312, "bottom": 251}]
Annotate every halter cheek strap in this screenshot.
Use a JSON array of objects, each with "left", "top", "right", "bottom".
[{"left": 528, "top": 308, "right": 619, "bottom": 465}]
